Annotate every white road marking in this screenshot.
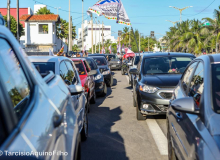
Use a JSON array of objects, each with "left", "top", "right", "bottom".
[
  {"left": 126, "top": 75, "right": 168, "bottom": 155},
  {"left": 146, "top": 119, "right": 168, "bottom": 155}
]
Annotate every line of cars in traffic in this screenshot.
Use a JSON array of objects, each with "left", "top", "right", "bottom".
[
  {"left": 124, "top": 52, "right": 220, "bottom": 159},
  {"left": 0, "top": 21, "right": 117, "bottom": 159}
]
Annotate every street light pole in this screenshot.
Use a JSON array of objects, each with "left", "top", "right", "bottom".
[
  {"left": 91, "top": 13, "right": 93, "bottom": 54},
  {"left": 82, "top": 0, "right": 84, "bottom": 52},
  {"left": 98, "top": 20, "right": 100, "bottom": 53},
  {"left": 17, "top": 0, "right": 19, "bottom": 41},
  {"left": 169, "top": 6, "right": 193, "bottom": 23},
  {"left": 102, "top": 21, "right": 104, "bottom": 52},
  {"left": 68, "top": 0, "right": 72, "bottom": 51},
  {"left": 148, "top": 36, "right": 149, "bottom": 52},
  {"left": 166, "top": 20, "right": 179, "bottom": 27},
  {"left": 95, "top": 17, "right": 97, "bottom": 53},
  {"left": 55, "top": 7, "right": 61, "bottom": 14},
  {"left": 139, "top": 33, "right": 141, "bottom": 52}
]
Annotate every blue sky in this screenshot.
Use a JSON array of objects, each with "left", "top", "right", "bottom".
[{"left": 0, "top": 0, "right": 219, "bottom": 40}]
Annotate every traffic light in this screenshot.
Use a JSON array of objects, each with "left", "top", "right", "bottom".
[{"left": 150, "top": 31, "right": 154, "bottom": 37}]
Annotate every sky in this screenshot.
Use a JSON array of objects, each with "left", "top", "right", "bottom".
[{"left": 0, "top": 0, "right": 219, "bottom": 40}]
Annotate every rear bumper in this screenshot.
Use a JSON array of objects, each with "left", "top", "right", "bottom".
[{"left": 110, "top": 64, "right": 121, "bottom": 69}]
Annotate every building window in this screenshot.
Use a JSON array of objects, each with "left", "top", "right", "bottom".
[{"left": 39, "top": 24, "right": 48, "bottom": 34}]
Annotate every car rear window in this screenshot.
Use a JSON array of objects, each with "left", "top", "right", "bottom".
[
  {"left": 33, "top": 62, "right": 55, "bottom": 77},
  {"left": 93, "top": 57, "right": 107, "bottom": 65},
  {"left": 86, "top": 59, "right": 98, "bottom": 70},
  {"left": 74, "top": 61, "right": 86, "bottom": 75}
]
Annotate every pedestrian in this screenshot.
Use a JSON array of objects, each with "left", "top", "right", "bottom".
[
  {"left": 80, "top": 51, "right": 83, "bottom": 57},
  {"left": 76, "top": 53, "right": 81, "bottom": 57}
]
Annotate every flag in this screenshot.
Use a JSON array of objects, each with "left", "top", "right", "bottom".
[
  {"left": 109, "top": 45, "right": 112, "bottom": 54},
  {"left": 87, "top": 0, "right": 131, "bottom": 26},
  {"left": 57, "top": 45, "right": 64, "bottom": 56}
]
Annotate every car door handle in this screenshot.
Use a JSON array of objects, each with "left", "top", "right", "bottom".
[
  {"left": 53, "top": 115, "right": 63, "bottom": 128},
  {"left": 176, "top": 112, "right": 182, "bottom": 119}
]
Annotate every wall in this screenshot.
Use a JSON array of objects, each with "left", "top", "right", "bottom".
[
  {"left": 25, "top": 22, "right": 53, "bottom": 45},
  {"left": 0, "top": 8, "right": 33, "bottom": 28}
]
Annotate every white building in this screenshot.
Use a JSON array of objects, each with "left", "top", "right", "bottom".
[
  {"left": 77, "top": 20, "right": 116, "bottom": 51},
  {"left": 20, "top": 14, "right": 67, "bottom": 53}
]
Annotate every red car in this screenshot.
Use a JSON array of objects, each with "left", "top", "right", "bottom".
[{"left": 71, "top": 58, "right": 96, "bottom": 112}]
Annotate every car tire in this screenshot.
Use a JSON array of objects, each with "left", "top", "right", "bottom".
[
  {"left": 168, "top": 123, "right": 177, "bottom": 160},
  {"left": 81, "top": 111, "right": 88, "bottom": 141},
  {"left": 107, "top": 76, "right": 113, "bottom": 87},
  {"left": 101, "top": 83, "right": 107, "bottom": 97},
  {"left": 90, "top": 91, "right": 96, "bottom": 104},
  {"left": 133, "top": 94, "right": 136, "bottom": 107},
  {"left": 136, "top": 104, "right": 146, "bottom": 121},
  {"left": 74, "top": 135, "right": 81, "bottom": 160},
  {"left": 121, "top": 68, "right": 125, "bottom": 75}
]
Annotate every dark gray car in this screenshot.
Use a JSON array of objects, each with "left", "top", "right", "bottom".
[{"left": 167, "top": 54, "right": 220, "bottom": 160}]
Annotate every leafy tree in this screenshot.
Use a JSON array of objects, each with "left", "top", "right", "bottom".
[
  {"left": 3, "top": 15, "right": 24, "bottom": 38},
  {"left": 72, "top": 44, "right": 80, "bottom": 52},
  {"left": 36, "top": 7, "right": 53, "bottom": 15}
]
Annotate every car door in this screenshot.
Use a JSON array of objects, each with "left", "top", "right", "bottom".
[
  {"left": 133, "top": 57, "right": 142, "bottom": 103},
  {"left": 0, "top": 38, "right": 71, "bottom": 160},
  {"left": 171, "top": 62, "right": 205, "bottom": 160},
  {"left": 65, "top": 60, "right": 86, "bottom": 132}
]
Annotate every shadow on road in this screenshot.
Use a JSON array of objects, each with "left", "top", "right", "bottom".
[{"left": 82, "top": 87, "right": 128, "bottom": 160}]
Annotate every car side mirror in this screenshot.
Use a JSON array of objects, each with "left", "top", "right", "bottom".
[
  {"left": 88, "top": 70, "right": 97, "bottom": 76},
  {"left": 69, "top": 84, "right": 83, "bottom": 95},
  {"left": 171, "top": 97, "right": 199, "bottom": 114},
  {"left": 129, "top": 68, "right": 138, "bottom": 75}
]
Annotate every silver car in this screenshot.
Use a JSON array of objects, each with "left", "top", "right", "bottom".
[
  {"left": 0, "top": 25, "right": 80, "bottom": 159},
  {"left": 167, "top": 54, "right": 220, "bottom": 160},
  {"left": 29, "top": 56, "right": 88, "bottom": 141}
]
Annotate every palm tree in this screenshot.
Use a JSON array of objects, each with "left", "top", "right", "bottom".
[
  {"left": 203, "top": 5, "right": 220, "bottom": 53},
  {"left": 121, "top": 27, "right": 130, "bottom": 47}
]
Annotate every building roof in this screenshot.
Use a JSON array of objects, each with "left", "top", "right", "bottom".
[{"left": 20, "top": 14, "right": 60, "bottom": 22}]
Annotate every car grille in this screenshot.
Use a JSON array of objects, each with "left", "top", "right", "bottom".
[{"left": 159, "top": 92, "right": 173, "bottom": 99}]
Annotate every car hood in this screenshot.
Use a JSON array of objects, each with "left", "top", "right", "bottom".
[
  {"left": 141, "top": 74, "right": 182, "bottom": 88},
  {"left": 79, "top": 75, "right": 87, "bottom": 87}
]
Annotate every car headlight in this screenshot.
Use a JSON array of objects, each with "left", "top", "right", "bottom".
[
  {"left": 102, "top": 70, "right": 110, "bottom": 75},
  {"left": 95, "top": 74, "right": 102, "bottom": 80},
  {"left": 139, "top": 84, "right": 158, "bottom": 93}
]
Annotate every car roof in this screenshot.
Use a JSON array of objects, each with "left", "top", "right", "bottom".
[
  {"left": 89, "top": 56, "right": 106, "bottom": 59},
  {"left": 142, "top": 52, "right": 195, "bottom": 58},
  {"left": 70, "top": 58, "right": 85, "bottom": 61},
  {"left": 28, "top": 56, "right": 71, "bottom": 63},
  {"left": 88, "top": 54, "right": 107, "bottom": 57},
  {"left": 208, "top": 54, "right": 220, "bottom": 63}
]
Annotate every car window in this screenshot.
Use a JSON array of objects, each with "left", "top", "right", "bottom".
[
  {"left": 93, "top": 57, "right": 107, "bottom": 65},
  {"left": 134, "top": 56, "right": 140, "bottom": 65},
  {"left": 181, "top": 62, "right": 198, "bottom": 95},
  {"left": 211, "top": 64, "right": 220, "bottom": 113},
  {"left": 60, "top": 61, "right": 68, "bottom": 80},
  {"left": 65, "top": 60, "right": 77, "bottom": 84},
  {"left": 0, "top": 38, "right": 30, "bottom": 119},
  {"left": 83, "top": 61, "right": 90, "bottom": 73},
  {"left": 74, "top": 61, "right": 86, "bottom": 75},
  {"left": 33, "top": 62, "right": 55, "bottom": 77},
  {"left": 86, "top": 59, "right": 98, "bottom": 70},
  {"left": 188, "top": 62, "right": 204, "bottom": 106}
]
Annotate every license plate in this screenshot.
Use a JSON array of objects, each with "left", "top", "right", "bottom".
[{"left": 112, "top": 65, "right": 116, "bottom": 67}]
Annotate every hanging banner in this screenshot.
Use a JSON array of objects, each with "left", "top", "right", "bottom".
[{"left": 87, "top": 0, "right": 131, "bottom": 26}]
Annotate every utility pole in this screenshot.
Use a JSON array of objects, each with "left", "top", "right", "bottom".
[
  {"left": 98, "top": 20, "right": 100, "bottom": 53},
  {"left": 148, "top": 36, "right": 149, "bottom": 52},
  {"left": 139, "top": 33, "right": 141, "bottom": 52},
  {"left": 169, "top": 6, "right": 193, "bottom": 23},
  {"left": 69, "top": 16, "right": 72, "bottom": 51},
  {"left": 68, "top": 0, "right": 72, "bottom": 51},
  {"left": 102, "top": 21, "right": 104, "bottom": 52},
  {"left": 129, "top": 29, "right": 131, "bottom": 47},
  {"left": 91, "top": 14, "right": 94, "bottom": 54},
  {"left": 17, "top": 0, "right": 19, "bottom": 41},
  {"left": 82, "top": 0, "right": 84, "bottom": 52},
  {"left": 7, "top": 0, "right": 10, "bottom": 29},
  {"left": 95, "top": 17, "right": 97, "bottom": 53}
]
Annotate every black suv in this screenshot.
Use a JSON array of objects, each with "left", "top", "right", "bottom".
[{"left": 130, "top": 53, "right": 195, "bottom": 120}]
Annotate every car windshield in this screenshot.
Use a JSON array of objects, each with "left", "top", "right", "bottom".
[
  {"left": 143, "top": 56, "right": 193, "bottom": 74},
  {"left": 108, "top": 55, "right": 117, "bottom": 60},
  {"left": 93, "top": 57, "right": 107, "bottom": 65},
  {"left": 74, "top": 61, "right": 86, "bottom": 75},
  {"left": 86, "top": 59, "right": 98, "bottom": 70},
  {"left": 33, "top": 62, "right": 55, "bottom": 77},
  {"left": 212, "top": 64, "right": 220, "bottom": 114}
]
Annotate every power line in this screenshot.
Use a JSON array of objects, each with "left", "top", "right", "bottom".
[
  {"left": 183, "top": 0, "right": 216, "bottom": 17},
  {"left": 32, "top": 0, "right": 87, "bottom": 15}
]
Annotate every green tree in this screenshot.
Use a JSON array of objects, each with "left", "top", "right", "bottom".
[
  {"left": 3, "top": 15, "right": 24, "bottom": 38},
  {"left": 36, "top": 7, "right": 53, "bottom": 15},
  {"left": 72, "top": 44, "right": 80, "bottom": 52}
]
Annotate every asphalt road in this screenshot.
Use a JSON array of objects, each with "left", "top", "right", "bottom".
[{"left": 81, "top": 71, "right": 168, "bottom": 160}]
